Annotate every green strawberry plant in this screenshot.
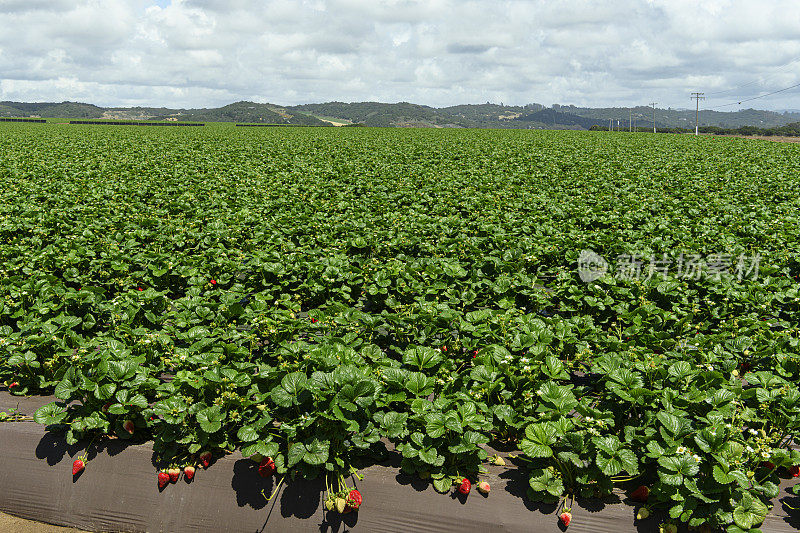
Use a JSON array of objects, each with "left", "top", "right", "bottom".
[{"left": 0, "top": 123, "right": 797, "bottom": 529}]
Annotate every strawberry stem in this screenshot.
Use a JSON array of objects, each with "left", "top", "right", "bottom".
[
  {"left": 611, "top": 473, "right": 642, "bottom": 482},
  {"left": 261, "top": 476, "right": 285, "bottom": 502},
  {"left": 349, "top": 466, "right": 363, "bottom": 481}
]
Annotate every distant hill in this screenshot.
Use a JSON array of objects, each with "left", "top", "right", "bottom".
[
  {"left": 292, "top": 102, "right": 544, "bottom": 128},
  {"left": 0, "top": 101, "right": 104, "bottom": 119},
  {"left": 0, "top": 100, "right": 329, "bottom": 126},
  {"left": 558, "top": 104, "right": 800, "bottom": 129},
  {"left": 515, "top": 108, "right": 601, "bottom": 129},
  {"left": 291, "top": 102, "right": 450, "bottom": 127},
  {"left": 290, "top": 101, "right": 800, "bottom": 130},
  {"left": 2, "top": 99, "right": 799, "bottom": 130},
  {"left": 149, "top": 101, "right": 330, "bottom": 126}
]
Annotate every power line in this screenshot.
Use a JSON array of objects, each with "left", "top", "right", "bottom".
[
  {"left": 691, "top": 92, "right": 705, "bottom": 135},
  {"left": 704, "top": 56, "right": 800, "bottom": 97},
  {"left": 649, "top": 102, "right": 657, "bottom": 133},
  {"left": 705, "top": 79, "right": 765, "bottom": 97},
  {"left": 706, "top": 80, "right": 800, "bottom": 110}
]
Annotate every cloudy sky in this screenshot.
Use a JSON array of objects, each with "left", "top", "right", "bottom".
[{"left": 1, "top": 0, "right": 799, "bottom": 110}]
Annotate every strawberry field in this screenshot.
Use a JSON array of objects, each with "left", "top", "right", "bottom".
[{"left": 1, "top": 122, "right": 800, "bottom": 532}]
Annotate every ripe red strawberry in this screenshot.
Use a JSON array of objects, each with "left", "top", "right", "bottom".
[
  {"left": 477, "top": 481, "right": 491, "bottom": 494},
  {"left": 258, "top": 457, "right": 276, "bottom": 478},
  {"left": 123, "top": 420, "right": 135, "bottom": 435},
  {"left": 346, "top": 489, "right": 362, "bottom": 511},
  {"left": 458, "top": 478, "right": 471, "bottom": 495},
  {"left": 168, "top": 467, "right": 180, "bottom": 483},
  {"left": 158, "top": 471, "right": 169, "bottom": 489},
  {"left": 137, "top": 287, "right": 143, "bottom": 291},
  {"left": 790, "top": 465, "right": 800, "bottom": 477},
  {"left": 9, "top": 382, "right": 18, "bottom": 389},
  {"left": 560, "top": 510, "right": 572, "bottom": 527},
  {"left": 210, "top": 279, "right": 217, "bottom": 285},
  {"left": 184, "top": 465, "right": 195, "bottom": 481},
  {"left": 199, "top": 451, "right": 212, "bottom": 468},
  {"left": 472, "top": 350, "right": 478, "bottom": 358},
  {"left": 630, "top": 485, "right": 649, "bottom": 502},
  {"left": 72, "top": 459, "right": 85, "bottom": 475},
  {"left": 310, "top": 317, "right": 318, "bottom": 323},
  {"left": 441, "top": 345, "right": 447, "bottom": 352}
]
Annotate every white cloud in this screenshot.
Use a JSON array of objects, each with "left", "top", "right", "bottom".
[{"left": 0, "top": 0, "right": 798, "bottom": 109}]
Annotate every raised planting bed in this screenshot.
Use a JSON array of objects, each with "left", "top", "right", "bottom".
[
  {"left": 0, "top": 118, "right": 47, "bottom": 123},
  {"left": 1, "top": 392, "right": 798, "bottom": 533}
]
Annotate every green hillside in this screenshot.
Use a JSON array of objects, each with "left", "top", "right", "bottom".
[
  {"left": 562, "top": 105, "right": 800, "bottom": 129},
  {"left": 2, "top": 99, "right": 799, "bottom": 129},
  {"left": 291, "top": 102, "right": 451, "bottom": 127},
  {"left": 0, "top": 101, "right": 104, "bottom": 119},
  {"left": 153, "top": 101, "right": 330, "bottom": 126}
]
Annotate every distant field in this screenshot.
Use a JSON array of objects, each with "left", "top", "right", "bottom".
[
  {"left": 1, "top": 124, "right": 799, "bottom": 531},
  {"left": 710, "top": 134, "right": 800, "bottom": 144}
]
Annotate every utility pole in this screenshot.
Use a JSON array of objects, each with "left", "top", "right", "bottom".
[
  {"left": 649, "top": 102, "right": 657, "bottom": 133},
  {"left": 629, "top": 109, "right": 632, "bottom": 132},
  {"left": 691, "top": 92, "right": 705, "bottom": 136}
]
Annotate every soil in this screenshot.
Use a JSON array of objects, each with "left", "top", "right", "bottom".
[{"left": 0, "top": 512, "right": 90, "bottom": 533}]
